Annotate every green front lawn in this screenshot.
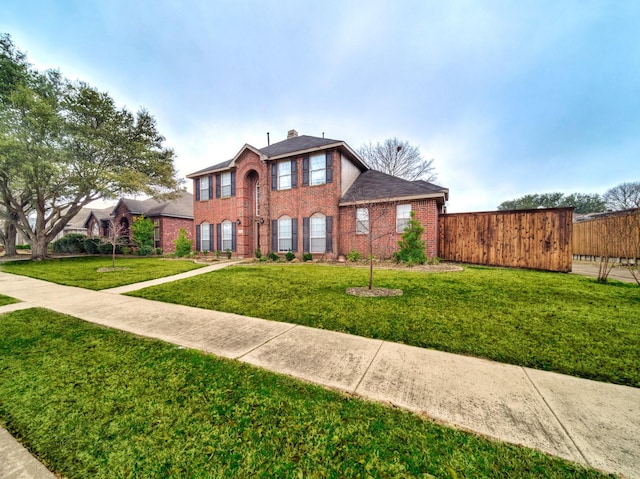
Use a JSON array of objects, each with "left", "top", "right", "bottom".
[
  {"left": 129, "top": 264, "right": 640, "bottom": 387},
  {"left": 0, "top": 294, "right": 19, "bottom": 307},
  {"left": 0, "top": 309, "right": 610, "bottom": 478},
  {"left": 0, "top": 257, "right": 205, "bottom": 290}
]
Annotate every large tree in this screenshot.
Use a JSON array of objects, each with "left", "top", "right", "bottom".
[
  {"left": 497, "top": 192, "right": 605, "bottom": 214},
  {"left": 358, "top": 138, "right": 437, "bottom": 182},
  {"left": 0, "top": 34, "right": 180, "bottom": 259},
  {"left": 603, "top": 181, "right": 640, "bottom": 211}
]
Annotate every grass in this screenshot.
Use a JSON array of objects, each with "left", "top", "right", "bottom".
[
  {"left": 0, "top": 257, "right": 206, "bottom": 290},
  {"left": 129, "top": 264, "right": 640, "bottom": 387},
  {"left": 0, "top": 294, "right": 19, "bottom": 307},
  {"left": 0, "top": 308, "right": 611, "bottom": 478}
]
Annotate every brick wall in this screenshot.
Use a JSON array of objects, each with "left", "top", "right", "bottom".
[
  {"left": 338, "top": 198, "right": 440, "bottom": 259},
  {"left": 155, "top": 216, "right": 194, "bottom": 253}
]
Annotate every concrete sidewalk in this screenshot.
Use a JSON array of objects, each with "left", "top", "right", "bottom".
[{"left": 0, "top": 269, "right": 638, "bottom": 478}]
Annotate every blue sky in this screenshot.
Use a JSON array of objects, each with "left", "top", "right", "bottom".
[{"left": 3, "top": 0, "right": 639, "bottom": 212}]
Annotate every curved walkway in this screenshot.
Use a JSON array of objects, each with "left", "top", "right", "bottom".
[{"left": 0, "top": 264, "right": 638, "bottom": 478}]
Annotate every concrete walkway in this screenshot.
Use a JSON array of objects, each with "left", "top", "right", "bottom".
[{"left": 0, "top": 265, "right": 638, "bottom": 478}]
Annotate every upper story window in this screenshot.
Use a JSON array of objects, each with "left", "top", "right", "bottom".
[
  {"left": 198, "top": 176, "right": 212, "bottom": 201},
  {"left": 220, "top": 172, "right": 232, "bottom": 197},
  {"left": 278, "top": 161, "right": 292, "bottom": 190},
  {"left": 303, "top": 151, "right": 333, "bottom": 186},
  {"left": 310, "top": 153, "right": 326, "bottom": 185},
  {"left": 271, "top": 160, "right": 297, "bottom": 191},
  {"left": 356, "top": 208, "right": 369, "bottom": 234},
  {"left": 396, "top": 204, "right": 411, "bottom": 233},
  {"left": 216, "top": 171, "right": 235, "bottom": 198}
]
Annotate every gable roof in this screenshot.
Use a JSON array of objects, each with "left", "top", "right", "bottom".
[
  {"left": 340, "top": 170, "right": 449, "bottom": 206},
  {"left": 187, "top": 134, "right": 367, "bottom": 178},
  {"left": 82, "top": 207, "right": 112, "bottom": 228},
  {"left": 112, "top": 191, "right": 194, "bottom": 219}
]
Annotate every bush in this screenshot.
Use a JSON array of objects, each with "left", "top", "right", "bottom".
[
  {"left": 268, "top": 251, "right": 279, "bottom": 261},
  {"left": 302, "top": 253, "right": 313, "bottom": 262},
  {"left": 393, "top": 211, "right": 426, "bottom": 266},
  {"left": 131, "top": 215, "right": 154, "bottom": 250},
  {"left": 225, "top": 249, "right": 232, "bottom": 259},
  {"left": 154, "top": 248, "right": 162, "bottom": 255},
  {"left": 215, "top": 250, "right": 221, "bottom": 258},
  {"left": 346, "top": 249, "right": 361, "bottom": 262},
  {"left": 83, "top": 237, "right": 101, "bottom": 254},
  {"left": 138, "top": 245, "right": 154, "bottom": 256},
  {"left": 173, "top": 228, "right": 192, "bottom": 258},
  {"left": 285, "top": 250, "right": 296, "bottom": 261},
  {"left": 255, "top": 248, "right": 262, "bottom": 259},
  {"left": 52, "top": 233, "right": 87, "bottom": 253},
  {"left": 15, "top": 244, "right": 31, "bottom": 250},
  {"left": 98, "top": 242, "right": 122, "bottom": 255}
]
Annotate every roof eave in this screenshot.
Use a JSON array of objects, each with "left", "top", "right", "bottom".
[{"left": 339, "top": 192, "right": 448, "bottom": 207}]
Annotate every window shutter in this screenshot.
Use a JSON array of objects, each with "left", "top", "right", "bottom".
[
  {"left": 326, "top": 151, "right": 333, "bottom": 183},
  {"left": 302, "top": 156, "right": 309, "bottom": 186},
  {"left": 272, "top": 220, "right": 278, "bottom": 252},
  {"left": 195, "top": 179, "right": 201, "bottom": 201},
  {"left": 271, "top": 163, "right": 277, "bottom": 190},
  {"left": 195, "top": 224, "right": 201, "bottom": 251},
  {"left": 230, "top": 171, "right": 236, "bottom": 197},
  {"left": 209, "top": 225, "right": 214, "bottom": 251},
  {"left": 208, "top": 175, "right": 214, "bottom": 199},
  {"left": 303, "top": 217, "right": 310, "bottom": 253},
  {"left": 326, "top": 216, "right": 333, "bottom": 252},
  {"left": 291, "top": 159, "right": 298, "bottom": 188},
  {"left": 215, "top": 174, "right": 221, "bottom": 199},
  {"left": 291, "top": 218, "right": 298, "bottom": 252},
  {"left": 231, "top": 222, "right": 237, "bottom": 252},
  {"left": 216, "top": 223, "right": 222, "bottom": 251}
]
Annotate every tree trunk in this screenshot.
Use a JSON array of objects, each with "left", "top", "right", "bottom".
[
  {"left": 4, "top": 223, "right": 17, "bottom": 256},
  {"left": 30, "top": 233, "right": 48, "bottom": 260}
]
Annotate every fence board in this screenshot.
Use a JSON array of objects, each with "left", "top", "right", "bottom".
[
  {"left": 572, "top": 209, "right": 640, "bottom": 260},
  {"left": 438, "top": 208, "right": 573, "bottom": 272}
]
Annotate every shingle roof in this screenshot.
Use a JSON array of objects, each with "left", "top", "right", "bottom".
[
  {"left": 187, "top": 134, "right": 367, "bottom": 178},
  {"left": 115, "top": 191, "right": 194, "bottom": 219},
  {"left": 82, "top": 207, "right": 112, "bottom": 228},
  {"left": 340, "top": 170, "right": 448, "bottom": 205},
  {"left": 258, "top": 135, "right": 341, "bottom": 158}
]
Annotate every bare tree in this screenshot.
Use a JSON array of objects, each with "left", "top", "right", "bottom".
[
  {"left": 603, "top": 182, "right": 640, "bottom": 210},
  {"left": 358, "top": 138, "right": 437, "bottom": 182},
  {"left": 105, "top": 217, "right": 128, "bottom": 269},
  {"left": 619, "top": 209, "right": 640, "bottom": 286},
  {"left": 355, "top": 201, "right": 397, "bottom": 290}
]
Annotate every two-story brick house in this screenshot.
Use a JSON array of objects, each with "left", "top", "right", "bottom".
[
  {"left": 187, "top": 130, "right": 448, "bottom": 259},
  {"left": 84, "top": 191, "right": 194, "bottom": 253}
]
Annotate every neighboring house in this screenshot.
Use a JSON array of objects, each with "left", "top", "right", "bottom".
[
  {"left": 84, "top": 191, "right": 194, "bottom": 253},
  {"left": 187, "top": 130, "right": 448, "bottom": 259}
]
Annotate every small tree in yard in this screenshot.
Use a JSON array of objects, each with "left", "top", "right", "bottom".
[
  {"left": 394, "top": 211, "right": 426, "bottom": 266},
  {"left": 173, "top": 228, "right": 192, "bottom": 257},
  {"left": 105, "top": 217, "right": 128, "bottom": 269},
  {"left": 131, "top": 215, "right": 154, "bottom": 255}
]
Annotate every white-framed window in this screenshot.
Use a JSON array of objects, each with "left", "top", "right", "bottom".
[
  {"left": 222, "top": 221, "right": 233, "bottom": 251},
  {"left": 91, "top": 222, "right": 99, "bottom": 237},
  {"left": 396, "top": 204, "right": 411, "bottom": 233},
  {"left": 278, "top": 216, "right": 292, "bottom": 252},
  {"left": 278, "top": 161, "right": 292, "bottom": 190},
  {"left": 310, "top": 215, "right": 326, "bottom": 253},
  {"left": 356, "top": 208, "right": 369, "bottom": 234},
  {"left": 201, "top": 222, "right": 211, "bottom": 252},
  {"left": 199, "top": 177, "right": 210, "bottom": 200},
  {"left": 310, "top": 153, "right": 326, "bottom": 185},
  {"left": 220, "top": 172, "right": 232, "bottom": 197}
]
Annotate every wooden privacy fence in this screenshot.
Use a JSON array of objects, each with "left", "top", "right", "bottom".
[
  {"left": 438, "top": 208, "right": 573, "bottom": 272},
  {"left": 572, "top": 209, "right": 640, "bottom": 261}
]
